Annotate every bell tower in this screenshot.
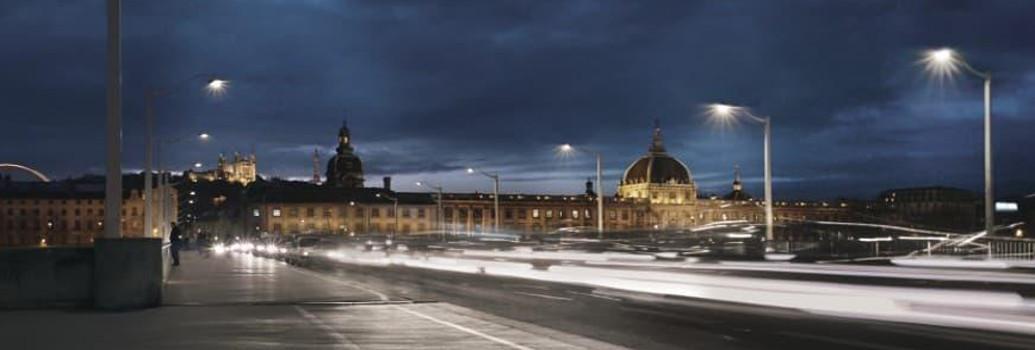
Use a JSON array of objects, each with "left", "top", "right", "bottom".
[{"left": 325, "top": 119, "right": 365, "bottom": 188}]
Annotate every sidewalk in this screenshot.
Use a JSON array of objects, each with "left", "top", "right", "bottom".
[{"left": 0, "top": 252, "right": 624, "bottom": 349}]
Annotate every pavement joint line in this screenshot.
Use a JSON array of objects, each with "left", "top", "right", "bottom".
[
  {"left": 294, "top": 305, "right": 363, "bottom": 350},
  {"left": 162, "top": 300, "right": 420, "bottom": 307},
  {"left": 390, "top": 304, "right": 537, "bottom": 350},
  {"left": 291, "top": 264, "right": 391, "bottom": 301}
]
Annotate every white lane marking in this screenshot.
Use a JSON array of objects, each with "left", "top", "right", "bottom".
[
  {"left": 567, "top": 291, "right": 621, "bottom": 302},
  {"left": 513, "top": 291, "right": 574, "bottom": 301},
  {"left": 391, "top": 305, "right": 536, "bottom": 350},
  {"left": 292, "top": 267, "right": 391, "bottom": 301},
  {"left": 294, "top": 305, "right": 363, "bottom": 350}
]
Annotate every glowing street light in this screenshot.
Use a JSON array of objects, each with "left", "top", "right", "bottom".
[
  {"left": 555, "top": 143, "right": 605, "bottom": 238},
  {"left": 416, "top": 181, "right": 446, "bottom": 240},
  {"left": 705, "top": 103, "right": 774, "bottom": 241},
  {"left": 205, "top": 79, "right": 229, "bottom": 96},
  {"left": 375, "top": 192, "right": 399, "bottom": 239},
  {"left": 466, "top": 168, "right": 500, "bottom": 232},
  {"left": 144, "top": 74, "right": 226, "bottom": 239},
  {"left": 918, "top": 47, "right": 995, "bottom": 236},
  {"left": 155, "top": 131, "right": 212, "bottom": 238}
]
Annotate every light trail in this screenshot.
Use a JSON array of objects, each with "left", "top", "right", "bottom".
[{"left": 307, "top": 248, "right": 1035, "bottom": 336}]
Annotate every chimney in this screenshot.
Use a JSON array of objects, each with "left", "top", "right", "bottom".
[{"left": 383, "top": 176, "right": 392, "bottom": 191}]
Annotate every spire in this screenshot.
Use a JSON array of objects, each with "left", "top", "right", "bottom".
[
  {"left": 649, "top": 118, "right": 666, "bottom": 153},
  {"left": 312, "top": 148, "right": 321, "bottom": 184},
  {"left": 733, "top": 164, "right": 742, "bottom": 192},
  {"left": 585, "top": 177, "right": 596, "bottom": 197},
  {"left": 337, "top": 118, "right": 353, "bottom": 154}
]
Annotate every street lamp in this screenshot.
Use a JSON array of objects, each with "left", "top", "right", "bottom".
[
  {"left": 556, "top": 144, "right": 605, "bottom": 238},
  {"left": 375, "top": 192, "right": 399, "bottom": 239},
  {"left": 919, "top": 47, "right": 995, "bottom": 236},
  {"left": 467, "top": 168, "right": 500, "bottom": 232},
  {"left": 416, "top": 181, "right": 446, "bottom": 241},
  {"left": 155, "top": 132, "right": 210, "bottom": 238},
  {"left": 143, "top": 75, "right": 226, "bottom": 238},
  {"left": 706, "top": 103, "right": 774, "bottom": 241}
]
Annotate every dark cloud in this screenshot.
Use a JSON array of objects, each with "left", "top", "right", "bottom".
[{"left": 2, "top": 0, "right": 1033, "bottom": 200}]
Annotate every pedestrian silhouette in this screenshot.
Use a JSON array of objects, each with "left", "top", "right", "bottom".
[{"left": 170, "top": 221, "right": 182, "bottom": 266}]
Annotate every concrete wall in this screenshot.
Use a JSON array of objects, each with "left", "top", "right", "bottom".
[
  {"left": 0, "top": 247, "right": 94, "bottom": 308},
  {"left": 94, "top": 238, "right": 163, "bottom": 309}
]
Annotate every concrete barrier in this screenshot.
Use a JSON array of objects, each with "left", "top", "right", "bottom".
[
  {"left": 0, "top": 247, "right": 94, "bottom": 308},
  {"left": 94, "top": 238, "right": 163, "bottom": 310}
]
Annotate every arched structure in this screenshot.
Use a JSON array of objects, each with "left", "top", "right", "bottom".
[{"left": 0, "top": 163, "right": 50, "bottom": 182}]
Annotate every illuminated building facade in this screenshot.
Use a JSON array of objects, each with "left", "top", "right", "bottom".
[
  {"left": 240, "top": 123, "right": 859, "bottom": 237},
  {"left": 0, "top": 175, "right": 177, "bottom": 247},
  {"left": 187, "top": 152, "right": 257, "bottom": 186}
]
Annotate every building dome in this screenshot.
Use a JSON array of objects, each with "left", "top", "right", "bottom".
[
  {"left": 621, "top": 124, "right": 693, "bottom": 185},
  {"left": 325, "top": 120, "right": 365, "bottom": 188},
  {"left": 622, "top": 154, "right": 692, "bottom": 185}
]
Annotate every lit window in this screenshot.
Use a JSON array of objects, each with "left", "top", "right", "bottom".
[
  {"left": 532, "top": 209, "right": 540, "bottom": 218},
  {"left": 272, "top": 209, "right": 282, "bottom": 217},
  {"left": 253, "top": 209, "right": 260, "bottom": 217},
  {"left": 572, "top": 210, "right": 579, "bottom": 219}
]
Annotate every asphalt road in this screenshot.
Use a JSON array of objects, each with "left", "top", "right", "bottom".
[{"left": 301, "top": 256, "right": 1035, "bottom": 350}]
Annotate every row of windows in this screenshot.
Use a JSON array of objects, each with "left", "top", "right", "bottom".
[
  {"left": 265, "top": 207, "right": 427, "bottom": 219},
  {"left": 3, "top": 199, "right": 101, "bottom": 205},
  {"left": 3, "top": 219, "right": 104, "bottom": 231},
  {"left": 269, "top": 222, "right": 428, "bottom": 233},
  {"left": 2, "top": 208, "right": 114, "bottom": 217}
]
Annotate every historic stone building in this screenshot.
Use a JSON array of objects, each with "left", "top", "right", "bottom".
[
  {"left": 615, "top": 124, "right": 700, "bottom": 229},
  {"left": 0, "top": 175, "right": 177, "bottom": 247},
  {"left": 877, "top": 186, "right": 981, "bottom": 232},
  {"left": 186, "top": 152, "right": 257, "bottom": 186},
  {"left": 325, "top": 121, "right": 364, "bottom": 188},
  {"left": 241, "top": 122, "right": 861, "bottom": 238}
]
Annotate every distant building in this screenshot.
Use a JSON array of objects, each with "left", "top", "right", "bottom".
[
  {"left": 325, "top": 121, "right": 364, "bottom": 188},
  {"left": 247, "top": 181, "right": 434, "bottom": 235},
  {"left": 186, "top": 152, "right": 257, "bottom": 186},
  {"left": 877, "top": 186, "right": 980, "bottom": 232},
  {"left": 240, "top": 122, "right": 858, "bottom": 237},
  {"left": 723, "top": 166, "right": 751, "bottom": 201},
  {"left": 0, "top": 175, "right": 177, "bottom": 247}
]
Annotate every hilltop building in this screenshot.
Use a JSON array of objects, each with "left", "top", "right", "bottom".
[{"left": 186, "top": 152, "right": 257, "bottom": 186}]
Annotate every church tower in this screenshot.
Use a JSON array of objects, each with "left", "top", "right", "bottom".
[{"left": 325, "top": 120, "right": 365, "bottom": 188}]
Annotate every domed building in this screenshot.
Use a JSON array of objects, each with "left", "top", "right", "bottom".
[
  {"left": 615, "top": 123, "right": 699, "bottom": 229},
  {"left": 617, "top": 124, "right": 697, "bottom": 205},
  {"left": 325, "top": 121, "right": 364, "bottom": 188}
]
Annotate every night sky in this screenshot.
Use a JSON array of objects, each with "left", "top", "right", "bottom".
[{"left": 2, "top": 0, "right": 1033, "bottom": 200}]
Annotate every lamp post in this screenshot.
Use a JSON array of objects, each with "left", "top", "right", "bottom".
[
  {"left": 558, "top": 144, "right": 605, "bottom": 239},
  {"left": 376, "top": 193, "right": 399, "bottom": 239},
  {"left": 156, "top": 133, "right": 210, "bottom": 238},
  {"left": 144, "top": 77, "right": 226, "bottom": 238},
  {"left": 920, "top": 48, "right": 995, "bottom": 236},
  {"left": 104, "top": 0, "right": 121, "bottom": 240},
  {"left": 467, "top": 168, "right": 500, "bottom": 232},
  {"left": 706, "top": 104, "right": 774, "bottom": 241},
  {"left": 416, "top": 181, "right": 445, "bottom": 241}
]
